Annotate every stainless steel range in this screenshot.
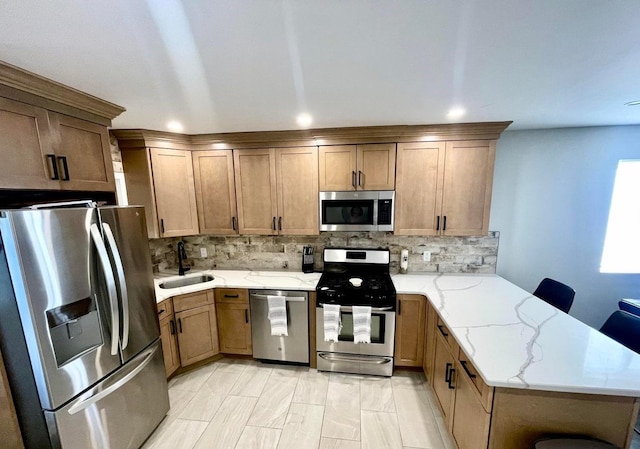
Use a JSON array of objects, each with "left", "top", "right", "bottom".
[{"left": 315, "top": 248, "right": 396, "bottom": 376}]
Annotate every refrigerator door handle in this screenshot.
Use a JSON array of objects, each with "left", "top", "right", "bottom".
[
  {"left": 67, "top": 344, "right": 158, "bottom": 415},
  {"left": 102, "top": 223, "right": 130, "bottom": 350},
  {"left": 89, "top": 223, "right": 120, "bottom": 356}
]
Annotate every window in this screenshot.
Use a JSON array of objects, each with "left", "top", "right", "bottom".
[{"left": 600, "top": 160, "right": 640, "bottom": 273}]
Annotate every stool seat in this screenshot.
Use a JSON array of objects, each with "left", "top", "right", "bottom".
[{"left": 534, "top": 438, "right": 620, "bottom": 449}]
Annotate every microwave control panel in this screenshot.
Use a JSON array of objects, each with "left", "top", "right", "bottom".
[{"left": 378, "top": 199, "right": 393, "bottom": 225}]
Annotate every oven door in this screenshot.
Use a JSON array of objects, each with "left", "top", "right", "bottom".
[
  {"left": 315, "top": 306, "right": 395, "bottom": 357},
  {"left": 319, "top": 191, "right": 379, "bottom": 231}
]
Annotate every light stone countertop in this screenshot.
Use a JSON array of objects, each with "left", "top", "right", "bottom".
[{"left": 154, "top": 269, "right": 640, "bottom": 397}]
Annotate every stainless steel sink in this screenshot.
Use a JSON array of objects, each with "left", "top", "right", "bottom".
[{"left": 159, "top": 275, "right": 214, "bottom": 289}]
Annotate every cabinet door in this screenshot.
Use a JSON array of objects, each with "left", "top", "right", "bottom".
[
  {"left": 50, "top": 113, "right": 115, "bottom": 192},
  {"left": 441, "top": 140, "right": 495, "bottom": 236},
  {"left": 423, "top": 301, "right": 437, "bottom": 384},
  {"left": 433, "top": 333, "right": 456, "bottom": 424},
  {"left": 150, "top": 148, "right": 199, "bottom": 237},
  {"left": 451, "top": 361, "right": 491, "bottom": 449},
  {"left": 319, "top": 145, "right": 357, "bottom": 191},
  {"left": 159, "top": 316, "right": 180, "bottom": 377},
  {"left": 234, "top": 149, "right": 278, "bottom": 235},
  {"left": 175, "top": 304, "right": 219, "bottom": 366},
  {"left": 192, "top": 150, "right": 238, "bottom": 234},
  {"left": 395, "top": 142, "right": 445, "bottom": 235},
  {"left": 356, "top": 143, "right": 396, "bottom": 190},
  {"left": 216, "top": 302, "right": 252, "bottom": 355},
  {"left": 395, "top": 295, "right": 426, "bottom": 367},
  {"left": 0, "top": 97, "right": 58, "bottom": 190},
  {"left": 275, "top": 146, "right": 319, "bottom": 235}
]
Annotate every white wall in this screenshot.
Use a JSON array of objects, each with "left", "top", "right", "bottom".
[{"left": 490, "top": 126, "right": 640, "bottom": 328}]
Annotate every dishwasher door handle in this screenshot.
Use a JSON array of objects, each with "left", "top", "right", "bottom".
[{"left": 250, "top": 294, "right": 306, "bottom": 302}]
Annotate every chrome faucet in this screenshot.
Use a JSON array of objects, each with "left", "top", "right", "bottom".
[{"left": 177, "top": 240, "right": 190, "bottom": 276}]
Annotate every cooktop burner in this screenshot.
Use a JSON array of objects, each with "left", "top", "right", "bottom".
[{"left": 316, "top": 248, "right": 396, "bottom": 309}]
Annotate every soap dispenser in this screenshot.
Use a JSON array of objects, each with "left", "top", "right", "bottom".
[{"left": 400, "top": 249, "right": 409, "bottom": 274}]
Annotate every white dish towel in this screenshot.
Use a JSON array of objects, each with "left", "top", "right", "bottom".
[
  {"left": 323, "top": 304, "right": 342, "bottom": 342},
  {"left": 352, "top": 305, "right": 372, "bottom": 344},
  {"left": 267, "top": 295, "right": 288, "bottom": 336}
]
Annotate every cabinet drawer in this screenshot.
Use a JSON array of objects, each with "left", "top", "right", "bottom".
[
  {"left": 215, "top": 288, "right": 249, "bottom": 304},
  {"left": 156, "top": 299, "right": 173, "bottom": 321},
  {"left": 435, "top": 316, "right": 455, "bottom": 348},
  {"left": 458, "top": 352, "right": 494, "bottom": 412},
  {"left": 173, "top": 290, "right": 215, "bottom": 312}
]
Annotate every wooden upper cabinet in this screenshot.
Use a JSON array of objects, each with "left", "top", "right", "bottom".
[
  {"left": 49, "top": 112, "right": 115, "bottom": 191},
  {"left": 192, "top": 150, "right": 238, "bottom": 234},
  {"left": 441, "top": 140, "right": 495, "bottom": 236},
  {"left": 234, "top": 148, "right": 278, "bottom": 235},
  {"left": 150, "top": 148, "right": 199, "bottom": 237},
  {"left": 356, "top": 143, "right": 396, "bottom": 190},
  {"left": 121, "top": 147, "right": 199, "bottom": 238},
  {"left": 275, "top": 147, "right": 319, "bottom": 235},
  {"left": 395, "top": 140, "right": 496, "bottom": 236},
  {"left": 235, "top": 147, "right": 319, "bottom": 235},
  {"left": 0, "top": 97, "right": 114, "bottom": 192},
  {"left": 395, "top": 142, "right": 445, "bottom": 235},
  {"left": 319, "top": 145, "right": 357, "bottom": 191},
  {"left": 319, "top": 143, "right": 396, "bottom": 191}
]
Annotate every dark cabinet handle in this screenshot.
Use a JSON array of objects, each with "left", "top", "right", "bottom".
[
  {"left": 244, "top": 309, "right": 249, "bottom": 323},
  {"left": 398, "top": 300, "right": 402, "bottom": 315},
  {"left": 445, "top": 362, "right": 452, "bottom": 383},
  {"left": 351, "top": 171, "right": 356, "bottom": 189},
  {"left": 232, "top": 217, "right": 236, "bottom": 231},
  {"left": 157, "top": 309, "right": 165, "bottom": 315},
  {"left": 443, "top": 216, "right": 447, "bottom": 231},
  {"left": 160, "top": 219, "right": 165, "bottom": 234},
  {"left": 358, "top": 170, "right": 363, "bottom": 187},
  {"left": 272, "top": 217, "right": 276, "bottom": 231},
  {"left": 460, "top": 360, "right": 477, "bottom": 379},
  {"left": 47, "top": 154, "right": 59, "bottom": 180},
  {"left": 448, "top": 368, "right": 456, "bottom": 389},
  {"left": 177, "top": 318, "right": 182, "bottom": 333},
  {"left": 436, "top": 216, "right": 440, "bottom": 231},
  {"left": 170, "top": 319, "right": 176, "bottom": 335},
  {"left": 278, "top": 217, "right": 282, "bottom": 231},
  {"left": 437, "top": 324, "right": 449, "bottom": 337},
  {"left": 224, "top": 294, "right": 239, "bottom": 298},
  {"left": 58, "top": 156, "right": 70, "bottom": 181}
]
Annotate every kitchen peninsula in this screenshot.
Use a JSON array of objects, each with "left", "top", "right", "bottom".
[{"left": 154, "top": 269, "right": 640, "bottom": 449}]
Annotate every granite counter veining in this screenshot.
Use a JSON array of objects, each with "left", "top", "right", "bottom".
[{"left": 154, "top": 270, "right": 640, "bottom": 397}]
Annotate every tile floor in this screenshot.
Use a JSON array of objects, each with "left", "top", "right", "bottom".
[{"left": 142, "top": 358, "right": 456, "bottom": 449}]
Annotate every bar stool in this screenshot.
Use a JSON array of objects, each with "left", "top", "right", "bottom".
[
  {"left": 533, "top": 437, "right": 620, "bottom": 448},
  {"left": 533, "top": 278, "right": 576, "bottom": 313}
]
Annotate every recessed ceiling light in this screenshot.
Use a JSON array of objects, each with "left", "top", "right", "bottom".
[
  {"left": 296, "top": 113, "right": 313, "bottom": 128},
  {"left": 167, "top": 120, "right": 184, "bottom": 132},
  {"left": 447, "top": 107, "right": 466, "bottom": 120},
  {"left": 625, "top": 100, "right": 640, "bottom": 106}
]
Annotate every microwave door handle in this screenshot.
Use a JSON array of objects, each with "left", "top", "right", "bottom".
[
  {"left": 102, "top": 223, "right": 130, "bottom": 350},
  {"left": 89, "top": 224, "right": 120, "bottom": 356}
]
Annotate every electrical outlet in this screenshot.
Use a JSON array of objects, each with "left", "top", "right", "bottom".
[
  {"left": 200, "top": 247, "right": 207, "bottom": 258},
  {"left": 423, "top": 251, "right": 431, "bottom": 262}
]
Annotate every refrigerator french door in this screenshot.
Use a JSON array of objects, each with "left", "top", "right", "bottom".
[{"left": 0, "top": 204, "right": 169, "bottom": 449}]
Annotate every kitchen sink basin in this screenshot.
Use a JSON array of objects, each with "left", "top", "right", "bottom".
[{"left": 159, "top": 275, "right": 214, "bottom": 289}]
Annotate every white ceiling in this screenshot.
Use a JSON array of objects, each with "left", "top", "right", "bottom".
[{"left": 1, "top": 0, "right": 640, "bottom": 134}]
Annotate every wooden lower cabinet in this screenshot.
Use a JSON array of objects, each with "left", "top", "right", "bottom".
[
  {"left": 423, "top": 299, "right": 437, "bottom": 382},
  {"left": 215, "top": 288, "right": 252, "bottom": 355},
  {"left": 395, "top": 294, "right": 425, "bottom": 367},
  {"left": 432, "top": 332, "right": 457, "bottom": 422},
  {"left": 175, "top": 304, "right": 219, "bottom": 366},
  {"left": 451, "top": 361, "right": 491, "bottom": 449},
  {"left": 159, "top": 315, "right": 180, "bottom": 377}
]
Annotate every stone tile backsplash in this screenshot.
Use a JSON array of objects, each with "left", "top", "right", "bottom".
[{"left": 149, "top": 231, "right": 499, "bottom": 274}]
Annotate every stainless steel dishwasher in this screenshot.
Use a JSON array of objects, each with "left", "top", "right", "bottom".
[{"left": 249, "top": 290, "right": 309, "bottom": 363}]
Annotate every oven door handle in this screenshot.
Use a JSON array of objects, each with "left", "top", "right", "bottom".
[
  {"left": 250, "top": 294, "right": 306, "bottom": 302},
  {"left": 318, "top": 304, "right": 393, "bottom": 312},
  {"left": 318, "top": 352, "right": 392, "bottom": 365}
]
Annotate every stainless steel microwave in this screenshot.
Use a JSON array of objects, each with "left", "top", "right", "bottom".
[{"left": 319, "top": 191, "right": 395, "bottom": 232}]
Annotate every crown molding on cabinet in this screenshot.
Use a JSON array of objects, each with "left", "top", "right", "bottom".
[
  {"left": 0, "top": 60, "right": 125, "bottom": 125},
  {"left": 112, "top": 121, "right": 512, "bottom": 150}
]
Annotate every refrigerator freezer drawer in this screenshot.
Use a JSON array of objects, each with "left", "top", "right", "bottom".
[{"left": 45, "top": 340, "right": 169, "bottom": 449}]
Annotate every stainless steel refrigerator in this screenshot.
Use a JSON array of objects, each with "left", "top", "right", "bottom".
[{"left": 0, "top": 203, "right": 169, "bottom": 449}]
